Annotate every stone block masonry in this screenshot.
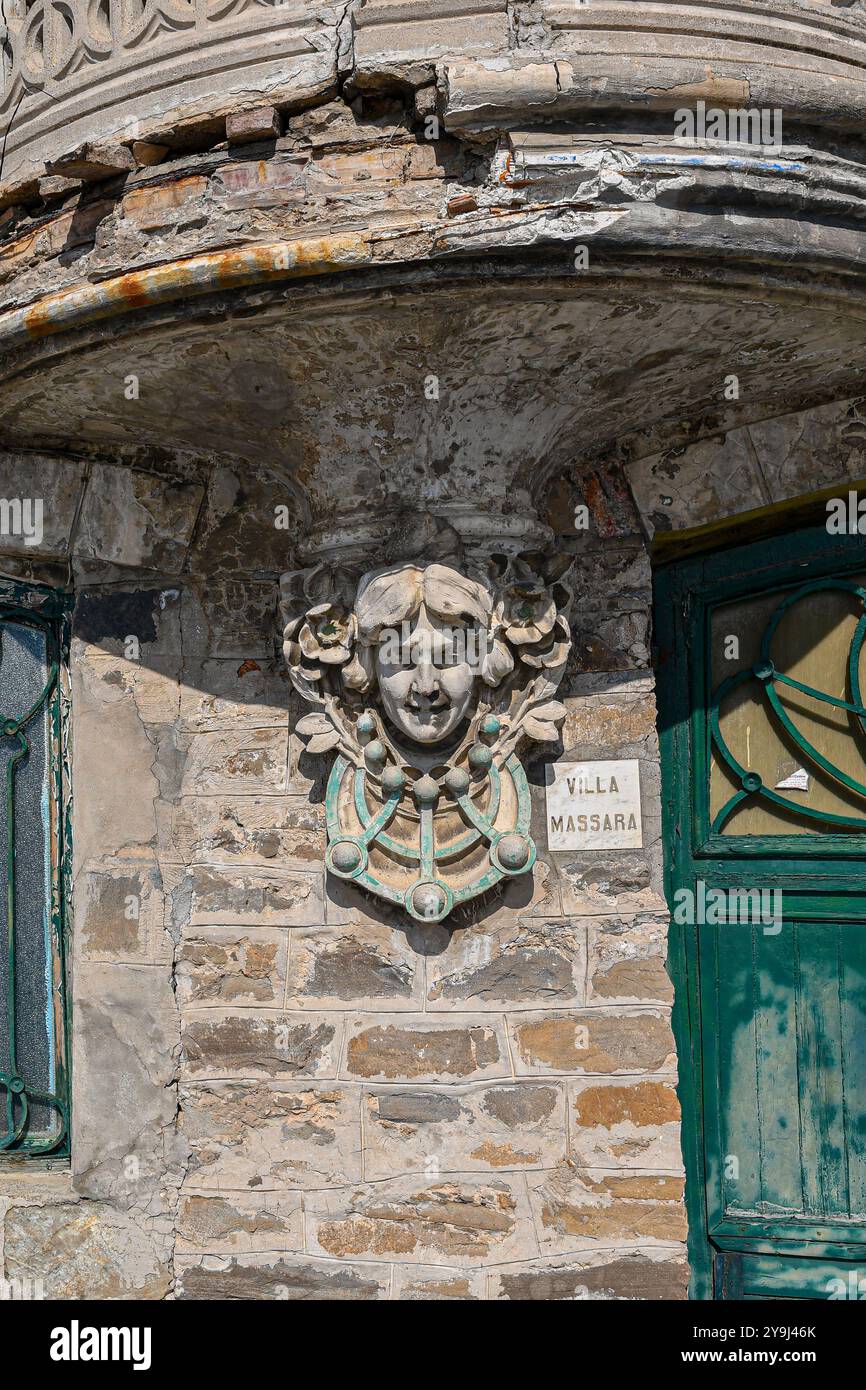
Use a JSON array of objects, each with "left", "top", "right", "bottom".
[
  {"left": 0, "top": 446, "right": 693, "bottom": 1301},
  {"left": 1, "top": 388, "right": 864, "bottom": 1295}
]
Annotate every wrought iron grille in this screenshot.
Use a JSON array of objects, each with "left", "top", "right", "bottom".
[
  {"left": 710, "top": 578, "right": 866, "bottom": 835},
  {"left": 0, "top": 582, "right": 70, "bottom": 1157}
]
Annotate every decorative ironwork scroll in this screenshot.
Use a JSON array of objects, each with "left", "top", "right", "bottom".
[
  {"left": 280, "top": 518, "right": 572, "bottom": 923},
  {"left": 0, "top": 586, "right": 69, "bottom": 1156},
  {"left": 710, "top": 578, "right": 866, "bottom": 835}
]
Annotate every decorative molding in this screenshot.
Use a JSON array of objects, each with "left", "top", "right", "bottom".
[{"left": 0, "top": 0, "right": 336, "bottom": 182}]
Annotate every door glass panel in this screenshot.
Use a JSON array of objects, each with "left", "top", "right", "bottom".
[{"left": 709, "top": 577, "right": 866, "bottom": 834}]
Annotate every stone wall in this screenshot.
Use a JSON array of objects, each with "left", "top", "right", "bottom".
[{"left": 0, "top": 398, "right": 860, "bottom": 1299}]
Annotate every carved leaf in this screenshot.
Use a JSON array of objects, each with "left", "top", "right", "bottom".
[
  {"left": 524, "top": 715, "right": 562, "bottom": 743},
  {"left": 296, "top": 713, "right": 333, "bottom": 737},
  {"left": 288, "top": 669, "right": 325, "bottom": 706},
  {"left": 305, "top": 730, "right": 341, "bottom": 754},
  {"left": 529, "top": 700, "right": 567, "bottom": 723}
]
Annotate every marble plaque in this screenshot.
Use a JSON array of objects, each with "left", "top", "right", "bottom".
[{"left": 545, "top": 760, "right": 643, "bottom": 850}]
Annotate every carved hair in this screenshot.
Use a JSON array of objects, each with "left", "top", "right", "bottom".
[{"left": 354, "top": 562, "right": 493, "bottom": 642}]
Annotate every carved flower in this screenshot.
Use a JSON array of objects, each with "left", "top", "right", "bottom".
[
  {"left": 481, "top": 635, "right": 514, "bottom": 686},
  {"left": 297, "top": 602, "right": 356, "bottom": 666},
  {"left": 519, "top": 612, "right": 572, "bottom": 670},
  {"left": 500, "top": 582, "right": 558, "bottom": 646},
  {"left": 282, "top": 616, "right": 323, "bottom": 704}
]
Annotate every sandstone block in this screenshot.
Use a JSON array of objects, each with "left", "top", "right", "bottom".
[
  {"left": 226, "top": 106, "right": 282, "bottom": 144},
  {"left": 177, "top": 659, "right": 287, "bottom": 731},
  {"left": 78, "top": 861, "right": 164, "bottom": 961},
  {"left": 47, "top": 141, "right": 135, "bottom": 181},
  {"left": 176, "top": 928, "right": 287, "bottom": 1008},
  {"left": 4, "top": 1202, "right": 171, "bottom": 1299},
  {"left": 511, "top": 1010, "right": 676, "bottom": 1075},
  {"left": 426, "top": 916, "right": 586, "bottom": 1011},
  {"left": 74, "top": 584, "right": 185, "bottom": 659},
  {"left": 0, "top": 173, "right": 41, "bottom": 210},
  {"left": 345, "top": 1016, "right": 509, "bottom": 1082},
  {"left": 570, "top": 1077, "right": 682, "bottom": 1169},
  {"left": 176, "top": 864, "right": 325, "bottom": 927},
  {"left": 287, "top": 924, "right": 424, "bottom": 1010},
  {"left": 568, "top": 609, "right": 651, "bottom": 678},
  {"left": 71, "top": 962, "right": 185, "bottom": 1206},
  {"left": 176, "top": 1252, "right": 388, "bottom": 1300},
  {"left": 132, "top": 141, "right": 170, "bottom": 167},
  {"left": 74, "top": 465, "right": 204, "bottom": 572},
  {"left": 38, "top": 174, "right": 81, "bottom": 199},
  {"left": 392, "top": 1265, "right": 487, "bottom": 1299},
  {"left": 179, "top": 728, "right": 289, "bottom": 795},
  {"left": 489, "top": 1248, "right": 689, "bottom": 1300},
  {"left": 529, "top": 1164, "right": 687, "bottom": 1251},
  {"left": 306, "top": 1174, "right": 536, "bottom": 1266},
  {"left": 182, "top": 1012, "right": 341, "bottom": 1079},
  {"left": 587, "top": 916, "right": 673, "bottom": 1005},
  {"left": 365, "top": 1081, "right": 567, "bottom": 1177},
  {"left": 557, "top": 852, "right": 666, "bottom": 917},
  {"left": 197, "top": 578, "right": 279, "bottom": 659},
  {"left": 176, "top": 1193, "right": 302, "bottom": 1254},
  {"left": 160, "top": 795, "right": 324, "bottom": 869},
  {"left": 0, "top": 452, "right": 85, "bottom": 556},
  {"left": 121, "top": 176, "right": 208, "bottom": 230},
  {"left": 181, "top": 1081, "right": 362, "bottom": 1191},
  {"left": 211, "top": 155, "right": 307, "bottom": 209},
  {"left": 75, "top": 651, "right": 182, "bottom": 726},
  {"left": 561, "top": 697, "right": 659, "bottom": 758}
]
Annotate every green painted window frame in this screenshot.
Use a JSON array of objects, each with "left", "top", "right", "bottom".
[{"left": 0, "top": 578, "right": 72, "bottom": 1161}]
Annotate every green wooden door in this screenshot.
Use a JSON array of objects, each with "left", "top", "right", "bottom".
[{"left": 656, "top": 523, "right": 866, "bottom": 1300}]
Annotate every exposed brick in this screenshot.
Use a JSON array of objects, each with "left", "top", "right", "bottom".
[
  {"left": 122, "top": 176, "right": 208, "bottom": 229},
  {"left": 226, "top": 106, "right": 282, "bottom": 144}
]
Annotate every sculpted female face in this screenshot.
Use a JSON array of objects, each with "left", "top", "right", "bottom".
[
  {"left": 356, "top": 563, "right": 491, "bottom": 747},
  {"left": 376, "top": 604, "right": 478, "bottom": 744}
]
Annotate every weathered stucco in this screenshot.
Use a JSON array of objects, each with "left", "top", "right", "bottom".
[{"left": 1, "top": 0, "right": 863, "bottom": 1299}]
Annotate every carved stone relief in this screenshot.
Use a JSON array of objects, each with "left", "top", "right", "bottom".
[{"left": 280, "top": 516, "right": 573, "bottom": 923}]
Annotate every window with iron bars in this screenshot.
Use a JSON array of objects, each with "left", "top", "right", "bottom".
[{"left": 0, "top": 578, "right": 70, "bottom": 1158}]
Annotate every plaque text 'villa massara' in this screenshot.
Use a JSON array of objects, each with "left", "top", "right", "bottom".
[
  {"left": 280, "top": 530, "right": 573, "bottom": 923},
  {"left": 545, "top": 761, "right": 644, "bottom": 851}
]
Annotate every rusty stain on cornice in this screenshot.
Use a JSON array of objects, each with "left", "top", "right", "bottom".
[{"left": 0, "top": 232, "right": 372, "bottom": 348}]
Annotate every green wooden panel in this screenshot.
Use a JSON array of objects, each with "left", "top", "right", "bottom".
[
  {"left": 754, "top": 922, "right": 803, "bottom": 1218},
  {"left": 794, "top": 924, "right": 846, "bottom": 1219},
  {"left": 718, "top": 1251, "right": 866, "bottom": 1300},
  {"left": 838, "top": 925, "right": 866, "bottom": 1217},
  {"left": 700, "top": 918, "right": 866, "bottom": 1242}
]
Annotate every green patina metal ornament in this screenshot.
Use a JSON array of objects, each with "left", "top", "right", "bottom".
[
  {"left": 710, "top": 578, "right": 866, "bottom": 832},
  {"left": 280, "top": 530, "right": 573, "bottom": 925},
  {"left": 323, "top": 734, "right": 537, "bottom": 922}
]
